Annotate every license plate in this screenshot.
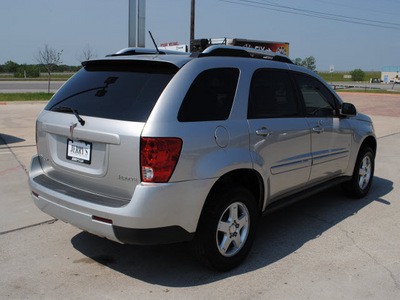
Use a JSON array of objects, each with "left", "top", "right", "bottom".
[{"left": 66, "top": 139, "right": 92, "bottom": 164}]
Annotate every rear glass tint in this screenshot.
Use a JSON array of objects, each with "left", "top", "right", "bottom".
[
  {"left": 248, "top": 69, "right": 299, "bottom": 119},
  {"left": 178, "top": 68, "right": 240, "bottom": 122},
  {"left": 45, "top": 61, "right": 177, "bottom": 122}
]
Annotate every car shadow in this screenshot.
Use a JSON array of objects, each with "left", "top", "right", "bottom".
[
  {"left": 0, "top": 133, "right": 25, "bottom": 145},
  {"left": 71, "top": 176, "right": 393, "bottom": 287}
]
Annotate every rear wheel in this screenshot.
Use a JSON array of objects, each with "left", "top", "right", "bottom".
[
  {"left": 193, "top": 187, "right": 258, "bottom": 271},
  {"left": 343, "top": 146, "right": 375, "bottom": 198}
]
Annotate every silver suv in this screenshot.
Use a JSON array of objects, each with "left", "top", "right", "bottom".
[{"left": 29, "top": 46, "right": 376, "bottom": 271}]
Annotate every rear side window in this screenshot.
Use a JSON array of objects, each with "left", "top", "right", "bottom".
[
  {"left": 45, "top": 61, "right": 177, "bottom": 122},
  {"left": 178, "top": 68, "right": 239, "bottom": 122},
  {"left": 248, "top": 69, "right": 299, "bottom": 119},
  {"left": 294, "top": 73, "right": 336, "bottom": 117}
]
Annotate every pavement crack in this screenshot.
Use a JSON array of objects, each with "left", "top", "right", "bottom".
[
  {"left": 0, "top": 134, "right": 29, "bottom": 174},
  {"left": 0, "top": 144, "right": 36, "bottom": 149},
  {"left": 299, "top": 210, "right": 400, "bottom": 290},
  {"left": 336, "top": 225, "right": 400, "bottom": 291},
  {"left": 377, "top": 132, "right": 400, "bottom": 140},
  {"left": 0, "top": 219, "right": 57, "bottom": 236}
]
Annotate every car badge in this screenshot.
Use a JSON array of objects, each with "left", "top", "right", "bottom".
[{"left": 69, "top": 122, "right": 77, "bottom": 139}]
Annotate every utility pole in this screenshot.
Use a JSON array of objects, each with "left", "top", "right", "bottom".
[
  {"left": 190, "top": 0, "right": 195, "bottom": 48},
  {"left": 129, "top": 0, "right": 136, "bottom": 47},
  {"left": 129, "top": 0, "right": 146, "bottom": 48},
  {"left": 137, "top": 0, "right": 146, "bottom": 47}
]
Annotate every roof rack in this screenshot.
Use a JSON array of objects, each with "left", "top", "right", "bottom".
[
  {"left": 191, "top": 45, "right": 293, "bottom": 64},
  {"left": 106, "top": 46, "right": 293, "bottom": 64},
  {"left": 106, "top": 47, "right": 188, "bottom": 57}
]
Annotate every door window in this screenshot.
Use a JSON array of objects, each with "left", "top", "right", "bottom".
[
  {"left": 178, "top": 68, "right": 239, "bottom": 122},
  {"left": 248, "top": 69, "right": 299, "bottom": 119},
  {"left": 294, "top": 74, "right": 337, "bottom": 117}
]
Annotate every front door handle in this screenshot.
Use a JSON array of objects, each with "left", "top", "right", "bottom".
[
  {"left": 256, "top": 127, "right": 272, "bottom": 136},
  {"left": 312, "top": 121, "right": 324, "bottom": 134}
]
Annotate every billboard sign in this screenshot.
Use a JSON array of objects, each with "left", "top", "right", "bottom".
[{"left": 231, "top": 39, "right": 289, "bottom": 56}]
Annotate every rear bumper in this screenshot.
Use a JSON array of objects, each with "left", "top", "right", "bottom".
[
  {"left": 113, "top": 225, "right": 194, "bottom": 245},
  {"left": 29, "top": 155, "right": 214, "bottom": 245}
]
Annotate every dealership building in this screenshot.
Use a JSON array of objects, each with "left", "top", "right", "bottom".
[{"left": 381, "top": 66, "right": 400, "bottom": 82}]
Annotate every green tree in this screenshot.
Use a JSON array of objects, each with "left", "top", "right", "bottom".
[
  {"left": 4, "top": 60, "right": 19, "bottom": 73},
  {"left": 293, "top": 56, "right": 317, "bottom": 71},
  {"left": 14, "top": 65, "right": 40, "bottom": 78},
  {"left": 303, "top": 56, "right": 316, "bottom": 71},
  {"left": 293, "top": 58, "right": 303, "bottom": 66},
  {"left": 350, "top": 69, "right": 365, "bottom": 81}
]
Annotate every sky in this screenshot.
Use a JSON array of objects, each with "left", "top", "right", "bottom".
[{"left": 1, "top": 0, "right": 400, "bottom": 71}]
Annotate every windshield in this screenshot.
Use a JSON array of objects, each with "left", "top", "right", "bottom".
[{"left": 45, "top": 61, "right": 177, "bottom": 122}]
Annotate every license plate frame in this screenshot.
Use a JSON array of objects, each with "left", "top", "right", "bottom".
[{"left": 66, "top": 139, "right": 92, "bottom": 164}]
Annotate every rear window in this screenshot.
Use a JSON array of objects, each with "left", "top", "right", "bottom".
[{"left": 45, "top": 61, "right": 177, "bottom": 122}]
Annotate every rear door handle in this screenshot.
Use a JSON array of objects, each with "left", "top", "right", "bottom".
[{"left": 256, "top": 127, "right": 272, "bottom": 136}]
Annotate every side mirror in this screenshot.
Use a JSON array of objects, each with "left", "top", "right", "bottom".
[{"left": 341, "top": 102, "right": 357, "bottom": 117}]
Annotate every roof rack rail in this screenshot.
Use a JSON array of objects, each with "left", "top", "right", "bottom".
[
  {"left": 190, "top": 45, "right": 293, "bottom": 64},
  {"left": 106, "top": 47, "right": 188, "bottom": 57}
]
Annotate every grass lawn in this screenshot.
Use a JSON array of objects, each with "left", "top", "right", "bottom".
[
  {"left": 0, "top": 93, "right": 54, "bottom": 101},
  {"left": 318, "top": 71, "right": 381, "bottom": 82},
  {"left": 336, "top": 89, "right": 400, "bottom": 94}
]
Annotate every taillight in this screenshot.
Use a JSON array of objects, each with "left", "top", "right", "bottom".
[{"left": 140, "top": 137, "right": 182, "bottom": 183}]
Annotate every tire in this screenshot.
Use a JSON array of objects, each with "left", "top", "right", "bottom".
[
  {"left": 193, "top": 187, "right": 259, "bottom": 271},
  {"left": 343, "top": 146, "right": 375, "bottom": 198}
]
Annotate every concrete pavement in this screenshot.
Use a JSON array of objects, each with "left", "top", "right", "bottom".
[
  {"left": 0, "top": 101, "right": 54, "bottom": 234},
  {"left": 0, "top": 95, "right": 399, "bottom": 299}
]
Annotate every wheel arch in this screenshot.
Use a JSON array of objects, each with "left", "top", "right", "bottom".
[
  {"left": 192, "top": 168, "right": 264, "bottom": 270},
  {"left": 201, "top": 169, "right": 264, "bottom": 217},
  {"left": 360, "top": 135, "right": 377, "bottom": 157}
]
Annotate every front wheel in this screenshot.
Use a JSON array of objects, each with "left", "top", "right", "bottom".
[
  {"left": 193, "top": 187, "right": 258, "bottom": 271},
  {"left": 343, "top": 146, "right": 375, "bottom": 198}
]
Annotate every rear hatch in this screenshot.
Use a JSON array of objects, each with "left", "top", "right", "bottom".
[{"left": 36, "top": 59, "right": 178, "bottom": 202}]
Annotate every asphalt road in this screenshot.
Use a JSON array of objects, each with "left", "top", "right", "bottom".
[
  {"left": 0, "top": 81, "right": 65, "bottom": 93},
  {"left": 0, "top": 94, "right": 400, "bottom": 299}
]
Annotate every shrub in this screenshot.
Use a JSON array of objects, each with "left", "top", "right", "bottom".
[
  {"left": 350, "top": 69, "right": 365, "bottom": 81},
  {"left": 14, "top": 65, "right": 40, "bottom": 78}
]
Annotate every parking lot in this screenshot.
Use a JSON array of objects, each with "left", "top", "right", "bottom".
[{"left": 1, "top": 93, "right": 400, "bottom": 299}]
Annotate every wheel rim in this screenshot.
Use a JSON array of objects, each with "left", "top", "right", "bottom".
[
  {"left": 216, "top": 202, "right": 250, "bottom": 257},
  {"left": 358, "top": 155, "right": 372, "bottom": 190}
]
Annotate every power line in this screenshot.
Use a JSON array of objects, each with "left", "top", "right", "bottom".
[
  {"left": 220, "top": 0, "right": 400, "bottom": 30},
  {"left": 308, "top": 0, "right": 400, "bottom": 17},
  {"left": 258, "top": 0, "right": 400, "bottom": 26}
]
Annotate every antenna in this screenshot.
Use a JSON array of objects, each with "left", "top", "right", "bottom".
[{"left": 148, "top": 31, "right": 160, "bottom": 54}]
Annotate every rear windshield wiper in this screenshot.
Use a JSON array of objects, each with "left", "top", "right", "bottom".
[
  {"left": 48, "top": 77, "right": 119, "bottom": 110},
  {"left": 52, "top": 106, "right": 86, "bottom": 126}
]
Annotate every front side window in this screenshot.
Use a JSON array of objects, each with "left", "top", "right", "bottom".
[
  {"left": 248, "top": 69, "right": 299, "bottom": 119},
  {"left": 294, "top": 73, "right": 337, "bottom": 117},
  {"left": 178, "top": 68, "right": 240, "bottom": 122}
]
